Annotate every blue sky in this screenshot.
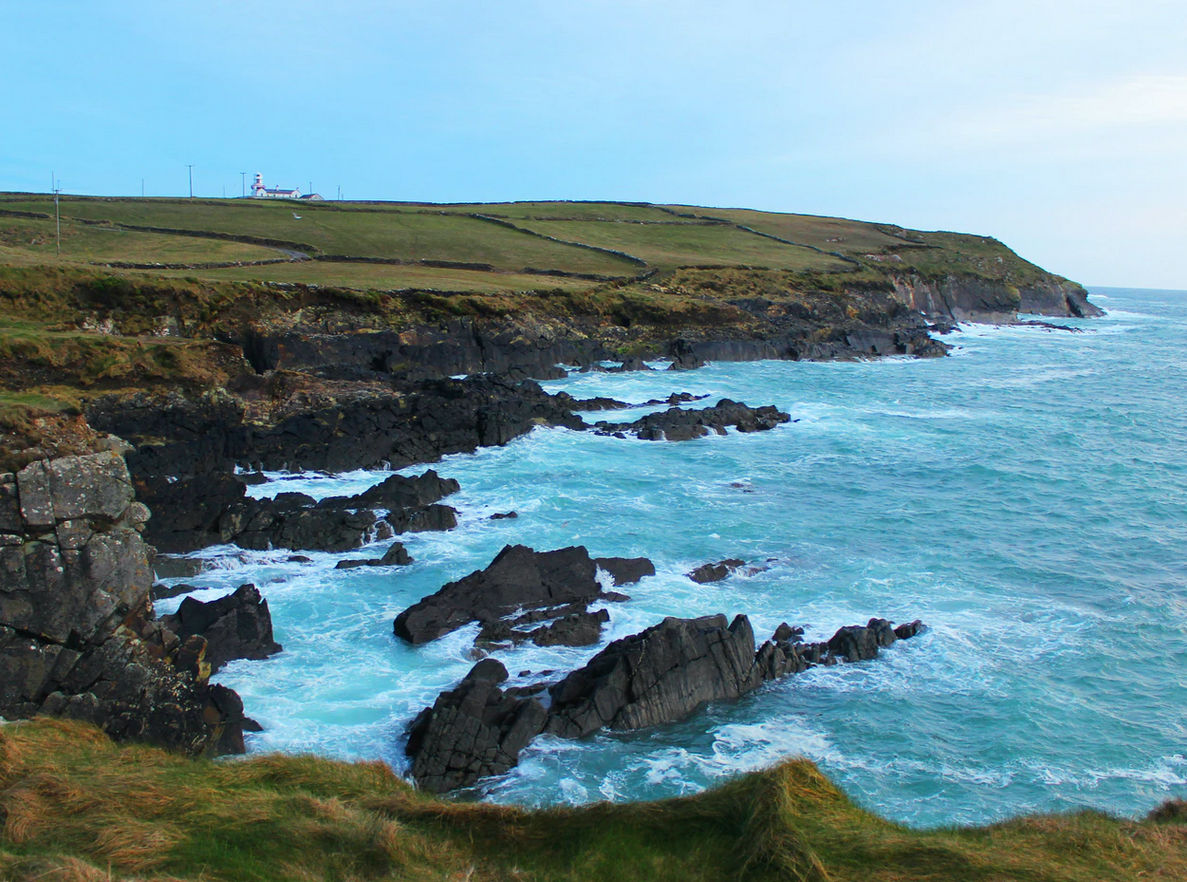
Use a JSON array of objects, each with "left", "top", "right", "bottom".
[{"left": 2, "top": 0, "right": 1184, "bottom": 287}]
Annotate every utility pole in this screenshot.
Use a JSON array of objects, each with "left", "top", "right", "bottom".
[
  {"left": 337, "top": 185, "right": 342, "bottom": 201},
  {"left": 53, "top": 181, "right": 61, "bottom": 257},
  {"left": 240, "top": 171, "right": 246, "bottom": 198},
  {"left": 187, "top": 164, "right": 194, "bottom": 198},
  {"left": 141, "top": 178, "right": 145, "bottom": 198}
]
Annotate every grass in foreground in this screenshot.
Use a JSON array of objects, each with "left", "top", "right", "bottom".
[{"left": 1, "top": 719, "right": 1184, "bottom": 882}]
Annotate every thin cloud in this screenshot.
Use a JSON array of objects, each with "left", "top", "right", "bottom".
[{"left": 944, "top": 74, "right": 1187, "bottom": 147}]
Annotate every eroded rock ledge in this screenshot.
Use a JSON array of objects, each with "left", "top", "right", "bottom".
[{"left": 405, "top": 612, "right": 926, "bottom": 793}]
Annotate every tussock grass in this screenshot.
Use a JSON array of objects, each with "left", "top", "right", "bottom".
[{"left": 1, "top": 720, "right": 1185, "bottom": 882}]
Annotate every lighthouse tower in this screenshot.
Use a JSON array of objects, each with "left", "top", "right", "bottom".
[{"left": 251, "top": 173, "right": 266, "bottom": 198}]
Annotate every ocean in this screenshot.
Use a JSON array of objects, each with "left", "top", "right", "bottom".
[{"left": 155, "top": 286, "right": 1187, "bottom": 828}]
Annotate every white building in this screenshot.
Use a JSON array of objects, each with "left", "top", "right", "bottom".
[{"left": 250, "top": 173, "right": 301, "bottom": 200}]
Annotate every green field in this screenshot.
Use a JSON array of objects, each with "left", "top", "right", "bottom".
[
  {"left": 0, "top": 194, "right": 1056, "bottom": 297},
  {"left": 0, "top": 213, "right": 282, "bottom": 266}
]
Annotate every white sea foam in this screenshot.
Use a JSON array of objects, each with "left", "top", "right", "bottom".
[{"left": 205, "top": 288, "right": 1187, "bottom": 828}]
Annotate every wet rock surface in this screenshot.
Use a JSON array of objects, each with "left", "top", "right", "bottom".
[
  {"left": 595, "top": 399, "right": 790, "bottom": 441},
  {"left": 335, "top": 541, "right": 413, "bottom": 569},
  {"left": 393, "top": 544, "right": 624, "bottom": 646},
  {"left": 595, "top": 556, "right": 656, "bottom": 586},
  {"left": 546, "top": 614, "right": 763, "bottom": 739},
  {"left": 88, "top": 376, "right": 583, "bottom": 553},
  {"left": 159, "top": 583, "right": 282, "bottom": 673},
  {"left": 215, "top": 470, "right": 459, "bottom": 553},
  {"left": 687, "top": 558, "right": 746, "bottom": 584},
  {"left": 0, "top": 452, "right": 248, "bottom": 755},
  {"left": 405, "top": 658, "right": 548, "bottom": 794},
  {"left": 405, "top": 612, "right": 927, "bottom": 792}
]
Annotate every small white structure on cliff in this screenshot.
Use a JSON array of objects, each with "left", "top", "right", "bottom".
[{"left": 250, "top": 172, "right": 303, "bottom": 200}]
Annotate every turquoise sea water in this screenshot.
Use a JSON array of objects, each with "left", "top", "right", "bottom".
[{"left": 158, "top": 287, "right": 1187, "bottom": 828}]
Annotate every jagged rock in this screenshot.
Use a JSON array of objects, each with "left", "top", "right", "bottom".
[
  {"left": 383, "top": 503, "right": 458, "bottom": 535},
  {"left": 0, "top": 451, "right": 249, "bottom": 756},
  {"left": 405, "top": 659, "right": 548, "bottom": 793},
  {"left": 827, "top": 619, "right": 892, "bottom": 662},
  {"left": 596, "top": 399, "right": 790, "bottom": 442},
  {"left": 490, "top": 511, "right": 518, "bottom": 520},
  {"left": 687, "top": 559, "right": 745, "bottom": 584},
  {"left": 211, "top": 471, "right": 457, "bottom": 553},
  {"left": 151, "top": 582, "right": 198, "bottom": 601},
  {"left": 160, "top": 583, "right": 282, "bottom": 673},
  {"left": 335, "top": 541, "right": 413, "bottom": 569},
  {"left": 394, "top": 544, "right": 617, "bottom": 645},
  {"left": 595, "top": 556, "right": 656, "bottom": 586},
  {"left": 89, "top": 377, "right": 581, "bottom": 553},
  {"left": 527, "top": 609, "right": 609, "bottom": 647},
  {"left": 772, "top": 622, "right": 803, "bottom": 643},
  {"left": 407, "top": 611, "right": 928, "bottom": 792},
  {"left": 546, "top": 614, "right": 762, "bottom": 739},
  {"left": 894, "top": 619, "right": 924, "bottom": 640},
  {"left": 667, "top": 339, "right": 707, "bottom": 371},
  {"left": 338, "top": 470, "right": 460, "bottom": 511}
]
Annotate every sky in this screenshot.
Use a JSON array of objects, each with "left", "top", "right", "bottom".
[{"left": 2, "top": 0, "right": 1185, "bottom": 288}]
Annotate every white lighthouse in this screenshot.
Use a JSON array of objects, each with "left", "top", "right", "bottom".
[{"left": 250, "top": 172, "right": 301, "bottom": 200}]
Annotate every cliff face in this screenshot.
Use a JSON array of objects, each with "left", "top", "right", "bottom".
[
  {"left": 0, "top": 447, "right": 246, "bottom": 755},
  {"left": 891, "top": 274, "right": 1104, "bottom": 323}
]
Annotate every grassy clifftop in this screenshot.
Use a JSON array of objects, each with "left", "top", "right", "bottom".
[
  {"left": 0, "top": 193, "right": 1067, "bottom": 292},
  {"left": 2, "top": 719, "right": 1184, "bottom": 882}
]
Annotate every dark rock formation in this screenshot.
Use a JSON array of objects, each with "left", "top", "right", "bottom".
[
  {"left": 394, "top": 544, "right": 621, "bottom": 645},
  {"left": 195, "top": 470, "right": 456, "bottom": 554},
  {"left": 160, "top": 583, "right": 282, "bottom": 673},
  {"left": 594, "top": 556, "right": 655, "bottom": 586},
  {"left": 0, "top": 452, "right": 248, "bottom": 755},
  {"left": 667, "top": 339, "right": 707, "bottom": 371},
  {"left": 243, "top": 318, "right": 613, "bottom": 384},
  {"left": 88, "top": 377, "right": 582, "bottom": 552},
  {"left": 476, "top": 606, "right": 610, "bottom": 649},
  {"left": 404, "top": 658, "right": 548, "bottom": 794},
  {"left": 404, "top": 611, "right": 927, "bottom": 792},
  {"left": 334, "top": 542, "right": 413, "bottom": 570},
  {"left": 595, "top": 399, "right": 790, "bottom": 442},
  {"left": 547, "top": 614, "right": 762, "bottom": 738},
  {"left": 688, "top": 559, "right": 745, "bottom": 584},
  {"left": 527, "top": 609, "right": 610, "bottom": 647}
]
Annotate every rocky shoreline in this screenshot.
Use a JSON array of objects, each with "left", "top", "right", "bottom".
[{"left": 0, "top": 276, "right": 1103, "bottom": 783}]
